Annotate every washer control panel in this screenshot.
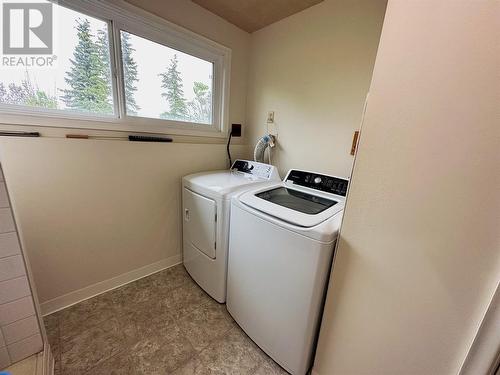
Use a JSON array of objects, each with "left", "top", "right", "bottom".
[
  {"left": 286, "top": 170, "right": 349, "bottom": 196},
  {"left": 231, "top": 160, "right": 275, "bottom": 180}
]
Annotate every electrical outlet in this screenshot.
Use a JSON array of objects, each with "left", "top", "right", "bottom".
[
  {"left": 267, "top": 111, "right": 275, "bottom": 124},
  {"left": 231, "top": 124, "right": 242, "bottom": 137}
]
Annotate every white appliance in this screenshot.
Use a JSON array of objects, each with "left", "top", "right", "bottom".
[
  {"left": 226, "top": 169, "right": 349, "bottom": 375},
  {"left": 182, "top": 160, "right": 280, "bottom": 303}
]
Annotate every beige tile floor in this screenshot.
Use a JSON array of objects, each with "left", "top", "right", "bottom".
[{"left": 43, "top": 265, "right": 289, "bottom": 374}]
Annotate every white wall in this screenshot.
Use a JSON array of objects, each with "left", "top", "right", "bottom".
[
  {"left": 246, "top": 0, "right": 387, "bottom": 178},
  {"left": 0, "top": 0, "right": 252, "bottom": 311},
  {"left": 313, "top": 1, "right": 500, "bottom": 374}
]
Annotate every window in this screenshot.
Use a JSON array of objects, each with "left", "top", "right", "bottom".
[
  {"left": 0, "top": 0, "right": 231, "bottom": 136},
  {"left": 121, "top": 31, "right": 213, "bottom": 125},
  {"left": 0, "top": 5, "right": 114, "bottom": 116}
]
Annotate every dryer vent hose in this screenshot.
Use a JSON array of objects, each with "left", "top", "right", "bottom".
[{"left": 254, "top": 134, "right": 276, "bottom": 163}]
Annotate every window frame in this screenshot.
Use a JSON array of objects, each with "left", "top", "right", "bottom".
[{"left": 0, "top": 0, "right": 232, "bottom": 138}]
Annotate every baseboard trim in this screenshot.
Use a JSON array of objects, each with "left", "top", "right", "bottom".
[
  {"left": 40, "top": 255, "right": 182, "bottom": 316},
  {"left": 41, "top": 342, "right": 53, "bottom": 375}
]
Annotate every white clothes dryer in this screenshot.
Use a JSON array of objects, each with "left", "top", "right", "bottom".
[{"left": 182, "top": 160, "right": 280, "bottom": 303}]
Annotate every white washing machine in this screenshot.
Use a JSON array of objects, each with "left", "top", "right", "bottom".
[
  {"left": 182, "top": 160, "right": 280, "bottom": 303},
  {"left": 226, "top": 169, "right": 349, "bottom": 375}
]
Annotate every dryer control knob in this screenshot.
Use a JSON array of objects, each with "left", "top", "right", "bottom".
[{"left": 314, "top": 177, "right": 322, "bottom": 184}]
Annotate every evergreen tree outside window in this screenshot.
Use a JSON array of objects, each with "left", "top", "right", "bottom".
[
  {"left": 120, "top": 32, "right": 140, "bottom": 115},
  {"left": 159, "top": 54, "right": 189, "bottom": 121},
  {"left": 62, "top": 19, "right": 113, "bottom": 114},
  {"left": 0, "top": 4, "right": 114, "bottom": 115},
  {"left": 0, "top": 0, "right": 228, "bottom": 133},
  {"left": 188, "top": 81, "right": 212, "bottom": 124},
  {"left": 120, "top": 31, "right": 213, "bottom": 125}
]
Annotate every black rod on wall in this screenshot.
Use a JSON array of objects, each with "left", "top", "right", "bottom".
[
  {"left": 0, "top": 131, "right": 40, "bottom": 137},
  {"left": 0, "top": 131, "right": 173, "bottom": 143}
]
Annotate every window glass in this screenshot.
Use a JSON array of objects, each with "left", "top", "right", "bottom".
[
  {"left": 120, "top": 31, "right": 213, "bottom": 124},
  {"left": 0, "top": 2, "right": 114, "bottom": 115}
]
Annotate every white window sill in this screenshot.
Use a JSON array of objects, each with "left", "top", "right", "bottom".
[{"left": 0, "top": 112, "right": 228, "bottom": 139}]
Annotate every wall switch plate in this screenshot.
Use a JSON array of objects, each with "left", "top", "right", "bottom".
[{"left": 267, "top": 111, "right": 275, "bottom": 124}]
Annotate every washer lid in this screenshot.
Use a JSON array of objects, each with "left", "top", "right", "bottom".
[
  {"left": 239, "top": 183, "right": 346, "bottom": 228},
  {"left": 255, "top": 187, "right": 337, "bottom": 214}
]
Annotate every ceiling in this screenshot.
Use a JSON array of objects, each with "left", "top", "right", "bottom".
[{"left": 191, "top": 0, "right": 324, "bottom": 33}]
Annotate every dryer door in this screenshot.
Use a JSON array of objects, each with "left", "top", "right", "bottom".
[{"left": 183, "top": 188, "right": 217, "bottom": 259}]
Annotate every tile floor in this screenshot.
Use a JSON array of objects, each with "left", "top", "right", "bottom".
[{"left": 43, "top": 265, "right": 288, "bottom": 374}]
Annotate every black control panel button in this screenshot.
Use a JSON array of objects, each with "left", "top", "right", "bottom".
[
  {"left": 286, "top": 170, "right": 349, "bottom": 196},
  {"left": 232, "top": 160, "right": 252, "bottom": 173},
  {"left": 231, "top": 160, "right": 272, "bottom": 179}
]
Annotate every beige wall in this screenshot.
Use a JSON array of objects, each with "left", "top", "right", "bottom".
[
  {"left": 246, "top": 0, "right": 387, "bottom": 178},
  {"left": 0, "top": 137, "right": 248, "bottom": 304},
  {"left": 0, "top": 0, "right": 252, "bottom": 307},
  {"left": 313, "top": 1, "right": 500, "bottom": 374}
]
